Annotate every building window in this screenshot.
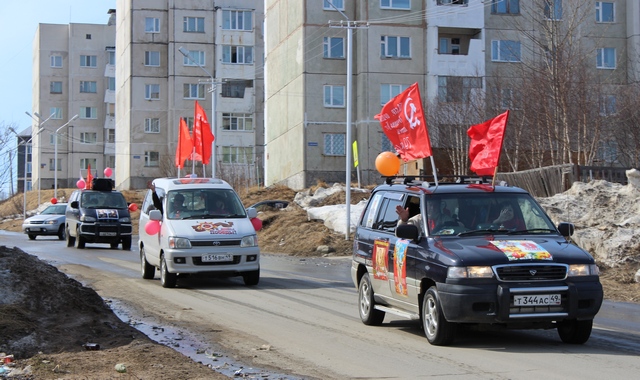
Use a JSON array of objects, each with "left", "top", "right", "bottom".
[
  {"left": 491, "top": 40, "right": 521, "bottom": 62},
  {"left": 323, "top": 37, "right": 345, "bottom": 58},
  {"left": 49, "top": 158, "right": 61, "bottom": 171},
  {"left": 380, "top": 84, "right": 409, "bottom": 106},
  {"left": 182, "top": 50, "right": 205, "bottom": 66},
  {"left": 107, "top": 128, "right": 116, "bottom": 143},
  {"left": 80, "top": 55, "right": 97, "bottom": 67},
  {"left": 221, "top": 80, "right": 252, "bottom": 98},
  {"left": 596, "top": 47, "right": 616, "bottom": 69},
  {"left": 380, "top": 0, "right": 410, "bottom": 10},
  {"left": 324, "top": 85, "right": 345, "bottom": 107},
  {"left": 80, "top": 132, "right": 97, "bottom": 144},
  {"left": 144, "top": 151, "right": 159, "bottom": 167},
  {"left": 50, "top": 107, "right": 63, "bottom": 119},
  {"left": 86, "top": 34, "right": 92, "bottom": 40},
  {"left": 600, "top": 95, "right": 616, "bottom": 115},
  {"left": 324, "top": 134, "right": 346, "bottom": 156},
  {"left": 50, "top": 81, "right": 63, "bottom": 94},
  {"left": 106, "top": 103, "right": 115, "bottom": 117},
  {"left": 438, "top": 76, "right": 482, "bottom": 103},
  {"left": 80, "top": 107, "right": 97, "bottom": 119},
  {"left": 79, "top": 81, "right": 97, "bottom": 93},
  {"left": 50, "top": 134, "right": 63, "bottom": 145},
  {"left": 145, "top": 17, "right": 160, "bottom": 33},
  {"left": 439, "top": 37, "right": 461, "bottom": 55},
  {"left": 596, "top": 2, "right": 614, "bottom": 23},
  {"left": 145, "top": 84, "right": 160, "bottom": 100},
  {"left": 108, "top": 50, "right": 115, "bottom": 65},
  {"left": 26, "top": 181, "right": 32, "bottom": 191},
  {"left": 108, "top": 77, "right": 115, "bottom": 91},
  {"left": 544, "top": 0, "right": 562, "bottom": 20},
  {"left": 184, "top": 117, "right": 194, "bottom": 132},
  {"left": 381, "top": 36, "right": 411, "bottom": 58},
  {"left": 222, "top": 146, "right": 254, "bottom": 164},
  {"left": 183, "top": 83, "right": 206, "bottom": 99},
  {"left": 437, "top": 0, "right": 468, "bottom": 4},
  {"left": 144, "top": 118, "right": 160, "bottom": 133},
  {"left": 144, "top": 51, "right": 160, "bottom": 66},
  {"left": 183, "top": 16, "right": 205, "bottom": 33},
  {"left": 323, "top": 0, "right": 344, "bottom": 10},
  {"left": 50, "top": 55, "right": 63, "bottom": 68},
  {"left": 499, "top": 88, "right": 521, "bottom": 109},
  {"left": 491, "top": 0, "right": 519, "bottom": 14},
  {"left": 222, "top": 113, "right": 253, "bottom": 131},
  {"left": 222, "top": 45, "right": 254, "bottom": 64},
  {"left": 222, "top": 10, "right": 252, "bottom": 31},
  {"left": 80, "top": 158, "right": 97, "bottom": 170}
]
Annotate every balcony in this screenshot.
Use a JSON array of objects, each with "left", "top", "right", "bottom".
[{"left": 431, "top": 38, "right": 484, "bottom": 77}]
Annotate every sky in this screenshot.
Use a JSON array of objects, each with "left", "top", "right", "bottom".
[{"left": 0, "top": 0, "right": 116, "bottom": 130}]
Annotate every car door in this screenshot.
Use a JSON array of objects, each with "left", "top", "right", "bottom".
[
  {"left": 65, "top": 191, "right": 80, "bottom": 237},
  {"left": 140, "top": 189, "right": 162, "bottom": 266}
]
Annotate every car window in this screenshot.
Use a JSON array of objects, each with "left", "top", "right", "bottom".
[
  {"left": 372, "top": 193, "right": 403, "bottom": 233},
  {"left": 41, "top": 205, "right": 67, "bottom": 214},
  {"left": 81, "top": 192, "right": 127, "bottom": 209}
]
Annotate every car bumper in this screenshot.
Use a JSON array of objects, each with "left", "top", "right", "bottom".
[
  {"left": 163, "top": 246, "right": 260, "bottom": 275},
  {"left": 78, "top": 222, "right": 132, "bottom": 243},
  {"left": 438, "top": 278, "right": 603, "bottom": 324},
  {"left": 23, "top": 223, "right": 61, "bottom": 235}
]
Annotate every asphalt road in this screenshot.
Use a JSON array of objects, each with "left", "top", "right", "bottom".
[{"left": 2, "top": 231, "right": 640, "bottom": 379}]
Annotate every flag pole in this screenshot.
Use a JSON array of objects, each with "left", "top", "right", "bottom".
[
  {"left": 430, "top": 156, "right": 439, "bottom": 187},
  {"left": 191, "top": 147, "right": 195, "bottom": 176}
]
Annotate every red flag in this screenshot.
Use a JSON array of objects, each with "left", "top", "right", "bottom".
[
  {"left": 193, "top": 101, "right": 215, "bottom": 164},
  {"left": 374, "top": 82, "right": 432, "bottom": 161},
  {"left": 467, "top": 110, "right": 510, "bottom": 176},
  {"left": 175, "top": 118, "right": 193, "bottom": 169},
  {"left": 86, "top": 163, "right": 93, "bottom": 190}
]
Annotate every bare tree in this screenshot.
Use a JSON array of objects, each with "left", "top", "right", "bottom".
[{"left": 0, "top": 122, "right": 21, "bottom": 199}]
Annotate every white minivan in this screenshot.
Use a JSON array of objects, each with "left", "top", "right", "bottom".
[{"left": 139, "top": 177, "right": 260, "bottom": 288}]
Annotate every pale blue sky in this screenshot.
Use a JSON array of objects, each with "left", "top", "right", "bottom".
[{"left": 0, "top": 0, "right": 116, "bottom": 130}]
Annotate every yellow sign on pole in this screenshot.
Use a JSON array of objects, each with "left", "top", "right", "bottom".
[{"left": 352, "top": 141, "right": 359, "bottom": 167}]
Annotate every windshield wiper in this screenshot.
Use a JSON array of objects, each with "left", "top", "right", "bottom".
[
  {"left": 504, "top": 228, "right": 556, "bottom": 235},
  {"left": 458, "top": 228, "right": 502, "bottom": 236}
]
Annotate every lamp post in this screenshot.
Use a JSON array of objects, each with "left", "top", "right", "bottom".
[
  {"left": 178, "top": 46, "right": 218, "bottom": 178},
  {"left": 25, "top": 111, "right": 55, "bottom": 208},
  {"left": 53, "top": 115, "right": 79, "bottom": 200},
  {"left": 9, "top": 127, "right": 44, "bottom": 221}
]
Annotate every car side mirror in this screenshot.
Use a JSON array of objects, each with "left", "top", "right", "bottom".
[
  {"left": 557, "top": 222, "right": 574, "bottom": 237},
  {"left": 70, "top": 201, "right": 79, "bottom": 209},
  {"left": 396, "top": 223, "right": 420, "bottom": 241},
  {"left": 246, "top": 207, "right": 258, "bottom": 219},
  {"left": 149, "top": 210, "right": 162, "bottom": 221}
]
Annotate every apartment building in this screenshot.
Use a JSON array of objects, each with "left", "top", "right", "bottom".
[
  {"left": 114, "top": 0, "right": 264, "bottom": 189},
  {"left": 29, "top": 12, "right": 116, "bottom": 192}
]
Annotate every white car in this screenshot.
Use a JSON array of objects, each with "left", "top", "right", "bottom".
[{"left": 22, "top": 204, "right": 67, "bottom": 240}]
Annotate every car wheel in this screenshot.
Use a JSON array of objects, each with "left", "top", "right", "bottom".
[
  {"left": 422, "top": 286, "right": 456, "bottom": 346},
  {"left": 66, "top": 226, "right": 75, "bottom": 247},
  {"left": 140, "top": 247, "right": 155, "bottom": 280},
  {"left": 160, "top": 254, "right": 177, "bottom": 288},
  {"left": 110, "top": 242, "right": 119, "bottom": 249},
  {"left": 557, "top": 319, "right": 593, "bottom": 344},
  {"left": 242, "top": 268, "right": 260, "bottom": 286},
  {"left": 358, "top": 273, "right": 385, "bottom": 326},
  {"left": 57, "top": 226, "right": 65, "bottom": 241},
  {"left": 121, "top": 236, "right": 132, "bottom": 251},
  {"left": 28, "top": 234, "right": 36, "bottom": 240},
  {"left": 74, "top": 229, "right": 85, "bottom": 249}
]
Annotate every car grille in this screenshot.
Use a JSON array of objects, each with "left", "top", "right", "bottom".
[
  {"left": 81, "top": 224, "right": 132, "bottom": 234},
  {"left": 192, "top": 256, "right": 242, "bottom": 266},
  {"left": 29, "top": 221, "right": 44, "bottom": 225},
  {"left": 191, "top": 240, "right": 241, "bottom": 247},
  {"left": 494, "top": 264, "right": 567, "bottom": 281}
]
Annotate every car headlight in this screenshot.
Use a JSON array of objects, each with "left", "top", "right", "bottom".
[
  {"left": 169, "top": 237, "right": 191, "bottom": 249},
  {"left": 119, "top": 217, "right": 131, "bottom": 223},
  {"left": 80, "top": 215, "right": 97, "bottom": 222},
  {"left": 568, "top": 264, "right": 599, "bottom": 276},
  {"left": 45, "top": 220, "right": 57, "bottom": 225},
  {"left": 241, "top": 234, "right": 257, "bottom": 247},
  {"left": 447, "top": 266, "right": 494, "bottom": 279}
]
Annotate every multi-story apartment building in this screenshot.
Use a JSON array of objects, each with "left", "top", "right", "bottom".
[
  {"left": 114, "top": 0, "right": 264, "bottom": 189},
  {"left": 14, "top": 128, "right": 32, "bottom": 193},
  {"left": 29, "top": 12, "right": 116, "bottom": 192}
]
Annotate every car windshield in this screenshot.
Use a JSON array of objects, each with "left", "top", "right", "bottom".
[
  {"left": 41, "top": 205, "right": 67, "bottom": 215},
  {"left": 165, "top": 188, "right": 246, "bottom": 220},
  {"left": 81, "top": 192, "right": 127, "bottom": 209}
]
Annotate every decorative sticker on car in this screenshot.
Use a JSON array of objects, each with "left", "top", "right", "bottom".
[
  {"left": 191, "top": 221, "right": 236, "bottom": 235},
  {"left": 393, "top": 239, "right": 409, "bottom": 296},
  {"left": 373, "top": 239, "right": 389, "bottom": 280},
  {"left": 97, "top": 209, "right": 119, "bottom": 219},
  {"left": 490, "top": 240, "right": 552, "bottom": 261}
]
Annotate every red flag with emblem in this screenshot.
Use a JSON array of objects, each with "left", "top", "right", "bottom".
[{"left": 193, "top": 101, "right": 215, "bottom": 164}]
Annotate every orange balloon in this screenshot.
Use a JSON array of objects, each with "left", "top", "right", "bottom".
[{"left": 375, "top": 151, "right": 400, "bottom": 176}]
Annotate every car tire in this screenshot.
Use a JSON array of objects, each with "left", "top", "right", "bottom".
[
  {"left": 121, "top": 236, "right": 132, "bottom": 251},
  {"left": 358, "top": 273, "right": 385, "bottom": 326},
  {"left": 66, "top": 226, "right": 75, "bottom": 247},
  {"left": 422, "top": 286, "right": 456, "bottom": 346},
  {"left": 242, "top": 268, "right": 260, "bottom": 286},
  {"left": 140, "top": 247, "right": 155, "bottom": 280},
  {"left": 557, "top": 319, "right": 593, "bottom": 344},
  {"left": 110, "top": 242, "right": 119, "bottom": 249},
  {"left": 57, "top": 226, "right": 65, "bottom": 241},
  {"left": 28, "top": 234, "right": 36, "bottom": 240},
  {"left": 74, "top": 229, "right": 85, "bottom": 249},
  {"left": 160, "top": 254, "right": 177, "bottom": 288}
]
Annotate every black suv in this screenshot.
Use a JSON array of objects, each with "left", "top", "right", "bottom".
[
  {"left": 351, "top": 176, "right": 603, "bottom": 346},
  {"left": 65, "top": 186, "right": 132, "bottom": 250}
]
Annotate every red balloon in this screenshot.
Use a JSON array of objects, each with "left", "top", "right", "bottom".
[
  {"left": 128, "top": 203, "right": 138, "bottom": 212},
  {"left": 76, "top": 179, "right": 86, "bottom": 189},
  {"left": 251, "top": 217, "right": 262, "bottom": 231},
  {"left": 144, "top": 220, "right": 160, "bottom": 235},
  {"left": 50, "top": 198, "right": 58, "bottom": 204},
  {"left": 104, "top": 167, "right": 113, "bottom": 177}
]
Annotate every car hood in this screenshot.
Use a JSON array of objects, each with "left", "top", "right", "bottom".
[
  {"left": 24, "top": 215, "right": 64, "bottom": 223},
  {"left": 430, "top": 235, "right": 595, "bottom": 265},
  {"left": 166, "top": 218, "right": 255, "bottom": 238}
]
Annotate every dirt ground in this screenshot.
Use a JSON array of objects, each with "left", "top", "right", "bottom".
[{"left": 0, "top": 183, "right": 638, "bottom": 379}]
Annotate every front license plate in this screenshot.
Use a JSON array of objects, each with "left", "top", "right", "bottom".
[
  {"left": 100, "top": 232, "right": 117, "bottom": 236},
  {"left": 513, "top": 294, "right": 561, "bottom": 306},
  {"left": 202, "top": 254, "right": 233, "bottom": 263}
]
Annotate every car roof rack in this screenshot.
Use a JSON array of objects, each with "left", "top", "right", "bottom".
[{"left": 384, "top": 175, "right": 495, "bottom": 186}]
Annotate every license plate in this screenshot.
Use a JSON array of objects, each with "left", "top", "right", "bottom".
[
  {"left": 100, "top": 232, "right": 117, "bottom": 236},
  {"left": 202, "top": 254, "right": 233, "bottom": 262},
  {"left": 513, "top": 294, "right": 561, "bottom": 306}
]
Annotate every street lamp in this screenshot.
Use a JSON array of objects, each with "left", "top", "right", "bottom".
[
  {"left": 25, "top": 111, "right": 55, "bottom": 208},
  {"left": 53, "top": 115, "right": 79, "bottom": 200},
  {"left": 178, "top": 46, "right": 218, "bottom": 178},
  {"left": 9, "top": 127, "right": 44, "bottom": 221}
]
